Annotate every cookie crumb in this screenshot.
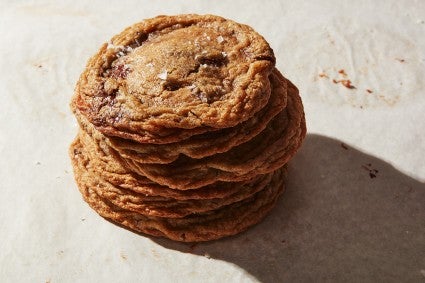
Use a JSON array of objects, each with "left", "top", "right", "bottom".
[
  {"left": 318, "top": 72, "right": 328, "bottom": 78},
  {"left": 120, "top": 252, "right": 127, "bottom": 260},
  {"left": 204, "top": 252, "right": 211, "bottom": 259},
  {"left": 333, "top": 79, "right": 356, "bottom": 89},
  {"left": 36, "top": 161, "right": 41, "bottom": 165},
  {"left": 361, "top": 163, "right": 379, "bottom": 179},
  {"left": 395, "top": 58, "right": 405, "bottom": 63},
  {"left": 341, "top": 80, "right": 355, "bottom": 89},
  {"left": 338, "top": 69, "right": 347, "bottom": 77},
  {"left": 81, "top": 218, "right": 86, "bottom": 221},
  {"left": 366, "top": 89, "right": 373, "bottom": 93},
  {"left": 340, "top": 143, "right": 348, "bottom": 150}
]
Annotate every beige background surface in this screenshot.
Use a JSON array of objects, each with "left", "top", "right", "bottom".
[{"left": 0, "top": 0, "right": 424, "bottom": 282}]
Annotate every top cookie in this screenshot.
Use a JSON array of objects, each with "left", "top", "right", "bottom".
[{"left": 73, "top": 14, "right": 275, "bottom": 143}]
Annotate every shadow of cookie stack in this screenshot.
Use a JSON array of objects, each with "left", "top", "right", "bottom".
[{"left": 70, "top": 14, "right": 306, "bottom": 242}]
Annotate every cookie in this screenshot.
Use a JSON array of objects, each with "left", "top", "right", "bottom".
[
  {"left": 71, "top": 138, "right": 285, "bottom": 218},
  {"left": 124, "top": 79, "right": 306, "bottom": 190},
  {"left": 106, "top": 69, "right": 287, "bottom": 164},
  {"left": 69, "top": 14, "right": 306, "bottom": 242},
  {"left": 72, "top": 14, "right": 275, "bottom": 144},
  {"left": 73, "top": 130, "right": 274, "bottom": 201},
  {"left": 71, "top": 143, "right": 286, "bottom": 242}
]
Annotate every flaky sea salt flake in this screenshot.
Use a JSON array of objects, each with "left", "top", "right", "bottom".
[
  {"left": 217, "top": 36, "right": 224, "bottom": 43},
  {"left": 198, "top": 93, "right": 208, "bottom": 103},
  {"left": 157, "top": 70, "right": 168, "bottom": 80},
  {"left": 107, "top": 42, "right": 116, "bottom": 49}
]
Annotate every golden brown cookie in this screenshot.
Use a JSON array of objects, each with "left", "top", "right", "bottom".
[
  {"left": 70, "top": 142, "right": 286, "bottom": 242},
  {"left": 69, "top": 14, "right": 307, "bottom": 243},
  {"left": 72, "top": 14, "right": 275, "bottom": 144},
  {"left": 106, "top": 69, "right": 287, "bottom": 164},
  {"left": 71, "top": 138, "right": 286, "bottom": 218},
  {"left": 123, "top": 79, "right": 306, "bottom": 190},
  {"left": 73, "top": 130, "right": 275, "bottom": 201}
]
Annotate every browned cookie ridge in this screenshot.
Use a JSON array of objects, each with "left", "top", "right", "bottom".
[
  {"left": 74, "top": 127, "right": 274, "bottom": 201},
  {"left": 106, "top": 69, "right": 287, "bottom": 164},
  {"left": 71, "top": 138, "right": 286, "bottom": 218},
  {"left": 71, "top": 140, "right": 286, "bottom": 242},
  {"left": 72, "top": 14, "right": 275, "bottom": 144},
  {"left": 123, "top": 79, "right": 306, "bottom": 190}
]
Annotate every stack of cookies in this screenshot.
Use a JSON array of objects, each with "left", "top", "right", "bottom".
[{"left": 70, "top": 14, "right": 306, "bottom": 242}]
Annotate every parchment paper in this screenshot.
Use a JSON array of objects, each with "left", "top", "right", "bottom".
[{"left": 0, "top": 1, "right": 424, "bottom": 282}]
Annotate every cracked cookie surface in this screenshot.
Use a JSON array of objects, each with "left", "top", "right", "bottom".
[
  {"left": 72, "top": 14, "right": 275, "bottom": 144},
  {"left": 106, "top": 69, "right": 287, "bottom": 163}
]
